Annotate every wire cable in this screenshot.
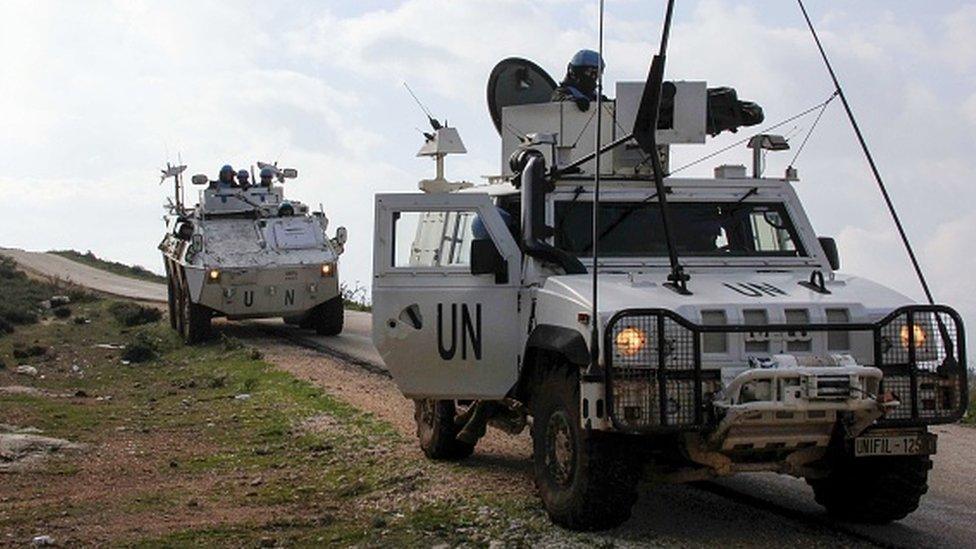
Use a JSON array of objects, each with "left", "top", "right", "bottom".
[
  {"left": 788, "top": 93, "right": 832, "bottom": 168},
  {"left": 668, "top": 91, "right": 837, "bottom": 176}
]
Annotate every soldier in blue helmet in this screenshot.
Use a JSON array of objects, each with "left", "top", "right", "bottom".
[
  {"left": 259, "top": 167, "right": 275, "bottom": 188},
  {"left": 278, "top": 201, "right": 295, "bottom": 217},
  {"left": 237, "top": 169, "right": 250, "bottom": 189},
  {"left": 217, "top": 164, "right": 235, "bottom": 189},
  {"left": 551, "top": 49, "right": 607, "bottom": 112}
]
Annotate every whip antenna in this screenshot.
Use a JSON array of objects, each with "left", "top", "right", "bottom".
[
  {"left": 403, "top": 82, "right": 442, "bottom": 130},
  {"left": 797, "top": 0, "right": 935, "bottom": 304},
  {"left": 590, "top": 0, "right": 606, "bottom": 373}
]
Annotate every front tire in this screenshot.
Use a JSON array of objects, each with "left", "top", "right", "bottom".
[
  {"left": 530, "top": 365, "right": 640, "bottom": 531},
  {"left": 414, "top": 399, "right": 475, "bottom": 461},
  {"left": 165, "top": 270, "right": 178, "bottom": 330},
  {"left": 178, "top": 282, "right": 211, "bottom": 345},
  {"left": 808, "top": 455, "right": 931, "bottom": 523},
  {"left": 310, "top": 296, "right": 344, "bottom": 336}
]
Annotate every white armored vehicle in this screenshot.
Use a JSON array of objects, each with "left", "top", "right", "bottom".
[
  {"left": 372, "top": 6, "right": 968, "bottom": 531},
  {"left": 159, "top": 162, "right": 347, "bottom": 343}
]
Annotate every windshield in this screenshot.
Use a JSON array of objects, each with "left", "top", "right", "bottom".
[{"left": 554, "top": 201, "right": 806, "bottom": 258}]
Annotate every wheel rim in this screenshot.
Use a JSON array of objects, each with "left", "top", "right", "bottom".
[{"left": 545, "top": 411, "right": 575, "bottom": 487}]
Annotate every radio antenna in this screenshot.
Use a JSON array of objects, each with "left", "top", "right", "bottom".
[
  {"left": 797, "top": 0, "right": 934, "bottom": 304},
  {"left": 590, "top": 0, "right": 607, "bottom": 374},
  {"left": 403, "top": 82, "right": 442, "bottom": 130}
]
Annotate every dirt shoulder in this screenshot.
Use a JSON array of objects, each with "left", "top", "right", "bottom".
[{"left": 0, "top": 295, "right": 559, "bottom": 547}]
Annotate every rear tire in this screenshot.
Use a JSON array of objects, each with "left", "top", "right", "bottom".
[
  {"left": 414, "top": 399, "right": 475, "bottom": 460},
  {"left": 310, "top": 296, "right": 344, "bottom": 336},
  {"left": 530, "top": 365, "right": 640, "bottom": 531},
  {"left": 808, "top": 455, "right": 931, "bottom": 523}
]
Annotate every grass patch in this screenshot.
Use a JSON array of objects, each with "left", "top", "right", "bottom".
[
  {"left": 0, "top": 257, "right": 93, "bottom": 334},
  {"left": 50, "top": 249, "right": 166, "bottom": 284},
  {"left": 108, "top": 301, "right": 163, "bottom": 327},
  {"left": 0, "top": 276, "right": 549, "bottom": 546}
]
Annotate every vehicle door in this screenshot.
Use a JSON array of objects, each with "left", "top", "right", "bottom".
[{"left": 372, "top": 193, "right": 522, "bottom": 399}]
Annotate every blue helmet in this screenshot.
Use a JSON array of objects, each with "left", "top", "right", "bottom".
[
  {"left": 259, "top": 167, "right": 275, "bottom": 180},
  {"left": 218, "top": 164, "right": 234, "bottom": 183},
  {"left": 471, "top": 208, "right": 513, "bottom": 240},
  {"left": 237, "top": 169, "right": 249, "bottom": 181},
  {"left": 569, "top": 49, "right": 605, "bottom": 70}
]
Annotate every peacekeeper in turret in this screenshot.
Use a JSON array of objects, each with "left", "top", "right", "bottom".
[
  {"left": 217, "top": 164, "right": 236, "bottom": 189},
  {"left": 551, "top": 49, "right": 607, "bottom": 112},
  {"left": 259, "top": 167, "right": 275, "bottom": 188},
  {"left": 237, "top": 169, "right": 251, "bottom": 189}
]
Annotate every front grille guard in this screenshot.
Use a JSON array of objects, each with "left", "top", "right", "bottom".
[{"left": 602, "top": 305, "right": 968, "bottom": 434}]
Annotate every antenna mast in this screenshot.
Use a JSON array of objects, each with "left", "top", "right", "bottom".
[
  {"left": 590, "top": 0, "right": 606, "bottom": 373},
  {"left": 797, "top": 0, "right": 935, "bottom": 304}
]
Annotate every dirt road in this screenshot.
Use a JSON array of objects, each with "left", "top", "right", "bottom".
[{"left": 6, "top": 249, "right": 976, "bottom": 547}]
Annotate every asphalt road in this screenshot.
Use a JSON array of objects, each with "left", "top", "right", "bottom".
[
  {"left": 0, "top": 248, "right": 168, "bottom": 302},
  {"left": 5, "top": 248, "right": 975, "bottom": 548}
]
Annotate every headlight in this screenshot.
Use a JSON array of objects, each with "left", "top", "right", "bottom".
[
  {"left": 900, "top": 324, "right": 926, "bottom": 350},
  {"left": 320, "top": 263, "right": 335, "bottom": 277},
  {"left": 207, "top": 268, "right": 221, "bottom": 283},
  {"left": 615, "top": 327, "right": 647, "bottom": 357}
]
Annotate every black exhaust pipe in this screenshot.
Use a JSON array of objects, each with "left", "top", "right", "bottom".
[{"left": 512, "top": 150, "right": 586, "bottom": 275}]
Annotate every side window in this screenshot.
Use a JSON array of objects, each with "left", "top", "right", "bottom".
[
  {"left": 749, "top": 210, "right": 797, "bottom": 253},
  {"left": 393, "top": 210, "right": 476, "bottom": 268}
]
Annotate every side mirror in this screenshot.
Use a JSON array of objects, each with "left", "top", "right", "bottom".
[
  {"left": 191, "top": 174, "right": 209, "bottom": 185},
  {"left": 334, "top": 226, "right": 348, "bottom": 246},
  {"left": 470, "top": 239, "right": 508, "bottom": 284},
  {"left": 818, "top": 236, "right": 840, "bottom": 271},
  {"left": 282, "top": 168, "right": 298, "bottom": 179}
]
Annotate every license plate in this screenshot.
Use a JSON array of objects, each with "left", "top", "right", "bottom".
[{"left": 854, "top": 433, "right": 936, "bottom": 457}]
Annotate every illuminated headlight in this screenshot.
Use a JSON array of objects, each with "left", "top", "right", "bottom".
[
  {"left": 207, "top": 269, "right": 221, "bottom": 283},
  {"left": 320, "top": 263, "right": 336, "bottom": 277},
  {"left": 899, "top": 324, "right": 927, "bottom": 350},
  {"left": 615, "top": 327, "right": 647, "bottom": 357}
]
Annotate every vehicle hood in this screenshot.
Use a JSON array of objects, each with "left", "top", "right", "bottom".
[{"left": 541, "top": 271, "right": 916, "bottom": 324}]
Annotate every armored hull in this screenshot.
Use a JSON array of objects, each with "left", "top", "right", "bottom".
[{"left": 160, "top": 174, "right": 346, "bottom": 343}]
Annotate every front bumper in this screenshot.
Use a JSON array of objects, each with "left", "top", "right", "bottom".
[
  {"left": 600, "top": 305, "right": 967, "bottom": 435},
  {"left": 194, "top": 265, "right": 339, "bottom": 318}
]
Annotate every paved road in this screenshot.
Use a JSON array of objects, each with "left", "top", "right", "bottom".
[
  {"left": 0, "top": 247, "right": 168, "bottom": 302},
  {"left": 5, "top": 248, "right": 975, "bottom": 547}
]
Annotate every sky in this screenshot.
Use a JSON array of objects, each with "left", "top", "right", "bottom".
[{"left": 1, "top": 0, "right": 974, "bottom": 343}]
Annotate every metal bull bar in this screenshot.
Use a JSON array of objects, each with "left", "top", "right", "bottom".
[{"left": 602, "top": 305, "right": 968, "bottom": 433}]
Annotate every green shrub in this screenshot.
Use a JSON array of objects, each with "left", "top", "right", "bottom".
[
  {"left": 109, "top": 302, "right": 162, "bottom": 327},
  {"left": 12, "top": 345, "right": 47, "bottom": 360},
  {"left": 0, "top": 257, "right": 94, "bottom": 328},
  {"left": 123, "top": 331, "right": 158, "bottom": 363},
  {"left": 53, "top": 306, "right": 72, "bottom": 319},
  {"left": 1, "top": 309, "right": 38, "bottom": 325},
  {"left": 0, "top": 317, "right": 13, "bottom": 335},
  {"left": 220, "top": 333, "right": 244, "bottom": 351}
]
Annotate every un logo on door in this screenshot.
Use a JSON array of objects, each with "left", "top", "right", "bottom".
[{"left": 436, "top": 303, "right": 482, "bottom": 361}]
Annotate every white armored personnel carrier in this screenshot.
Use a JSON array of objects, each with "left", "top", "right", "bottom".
[
  {"left": 371, "top": 7, "right": 968, "bottom": 531},
  {"left": 159, "top": 162, "right": 347, "bottom": 344}
]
